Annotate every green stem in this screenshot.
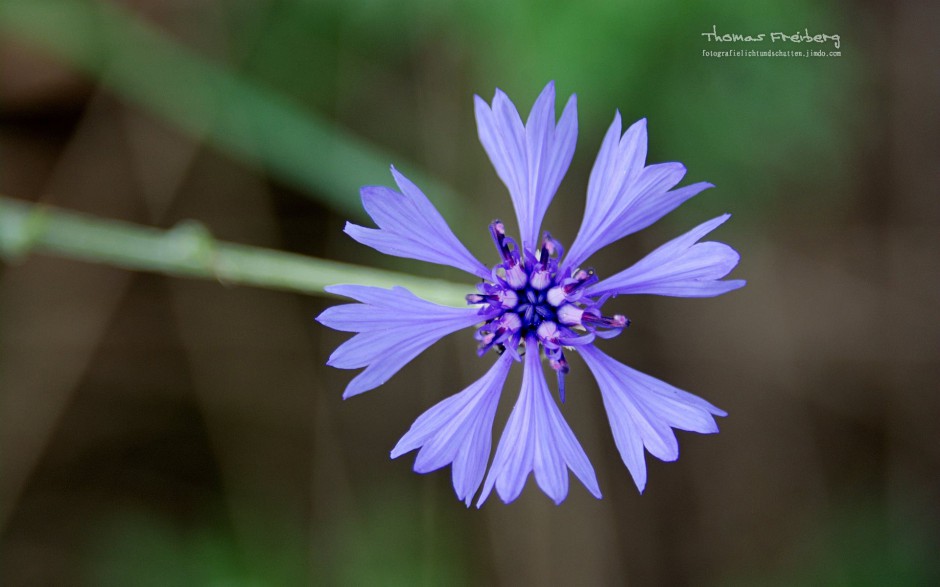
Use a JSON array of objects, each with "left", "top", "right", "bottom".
[{"left": 0, "top": 197, "right": 471, "bottom": 307}]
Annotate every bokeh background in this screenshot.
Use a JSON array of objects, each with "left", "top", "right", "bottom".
[{"left": 2, "top": 0, "right": 939, "bottom": 585}]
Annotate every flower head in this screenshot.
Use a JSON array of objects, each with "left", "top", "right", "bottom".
[{"left": 317, "top": 82, "right": 745, "bottom": 506}]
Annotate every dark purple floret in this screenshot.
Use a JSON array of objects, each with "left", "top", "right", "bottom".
[{"left": 468, "top": 220, "right": 629, "bottom": 401}]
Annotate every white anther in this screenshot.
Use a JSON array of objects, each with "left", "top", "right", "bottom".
[
  {"left": 499, "top": 289, "right": 518, "bottom": 309},
  {"left": 529, "top": 268, "right": 551, "bottom": 290},
  {"left": 547, "top": 286, "right": 566, "bottom": 306},
  {"left": 557, "top": 304, "right": 584, "bottom": 327},
  {"left": 505, "top": 263, "right": 527, "bottom": 289}
]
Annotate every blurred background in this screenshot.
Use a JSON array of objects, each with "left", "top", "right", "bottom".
[{"left": 1, "top": 0, "right": 938, "bottom": 584}]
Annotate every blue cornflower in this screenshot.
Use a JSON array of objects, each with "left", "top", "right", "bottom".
[{"left": 317, "top": 82, "right": 745, "bottom": 506}]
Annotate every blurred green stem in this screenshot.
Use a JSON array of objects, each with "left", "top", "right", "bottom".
[
  {"left": 0, "top": 0, "right": 467, "bottom": 222},
  {"left": 0, "top": 197, "right": 471, "bottom": 307}
]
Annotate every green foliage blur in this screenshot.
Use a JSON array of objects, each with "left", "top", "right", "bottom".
[{"left": 1, "top": 0, "right": 863, "bottom": 221}]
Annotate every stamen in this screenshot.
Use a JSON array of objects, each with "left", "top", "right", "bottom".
[
  {"left": 497, "top": 312, "right": 522, "bottom": 332},
  {"left": 563, "top": 268, "right": 598, "bottom": 295},
  {"left": 556, "top": 304, "right": 629, "bottom": 332},
  {"left": 489, "top": 220, "right": 506, "bottom": 251},
  {"left": 488, "top": 220, "right": 519, "bottom": 265},
  {"left": 547, "top": 348, "right": 569, "bottom": 403},
  {"left": 549, "top": 354, "right": 569, "bottom": 375},
  {"left": 529, "top": 265, "right": 551, "bottom": 290},
  {"left": 582, "top": 312, "right": 630, "bottom": 329},
  {"left": 475, "top": 313, "right": 522, "bottom": 355},
  {"left": 502, "top": 312, "right": 522, "bottom": 330},
  {"left": 466, "top": 290, "right": 518, "bottom": 309},
  {"left": 556, "top": 304, "right": 584, "bottom": 327},
  {"left": 546, "top": 286, "right": 566, "bottom": 307},
  {"left": 540, "top": 232, "right": 564, "bottom": 262},
  {"left": 498, "top": 289, "right": 518, "bottom": 308},
  {"left": 536, "top": 321, "right": 560, "bottom": 348},
  {"left": 505, "top": 263, "right": 527, "bottom": 289}
]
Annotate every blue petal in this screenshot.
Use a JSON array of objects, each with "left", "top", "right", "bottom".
[
  {"left": 316, "top": 285, "right": 482, "bottom": 398},
  {"left": 589, "top": 214, "right": 746, "bottom": 298},
  {"left": 477, "top": 338, "right": 600, "bottom": 506},
  {"left": 345, "top": 167, "right": 490, "bottom": 279},
  {"left": 564, "top": 115, "right": 711, "bottom": 270},
  {"left": 580, "top": 345, "right": 726, "bottom": 493},
  {"left": 475, "top": 81, "right": 577, "bottom": 251},
  {"left": 391, "top": 352, "right": 513, "bottom": 506}
]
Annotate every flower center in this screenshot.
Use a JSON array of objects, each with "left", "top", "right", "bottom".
[
  {"left": 466, "top": 220, "right": 630, "bottom": 401},
  {"left": 515, "top": 287, "right": 556, "bottom": 330}
]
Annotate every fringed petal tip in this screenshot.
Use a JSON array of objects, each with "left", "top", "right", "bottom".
[
  {"left": 318, "top": 285, "right": 483, "bottom": 398},
  {"left": 580, "top": 345, "right": 726, "bottom": 492},
  {"left": 341, "top": 380, "right": 371, "bottom": 400},
  {"left": 322, "top": 283, "right": 356, "bottom": 298},
  {"left": 564, "top": 117, "right": 721, "bottom": 271},
  {"left": 389, "top": 353, "right": 513, "bottom": 505},
  {"left": 346, "top": 171, "right": 490, "bottom": 279},
  {"left": 711, "top": 405, "right": 730, "bottom": 419},
  {"left": 475, "top": 81, "right": 577, "bottom": 251},
  {"left": 588, "top": 213, "right": 745, "bottom": 299},
  {"left": 475, "top": 339, "right": 600, "bottom": 507}
]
